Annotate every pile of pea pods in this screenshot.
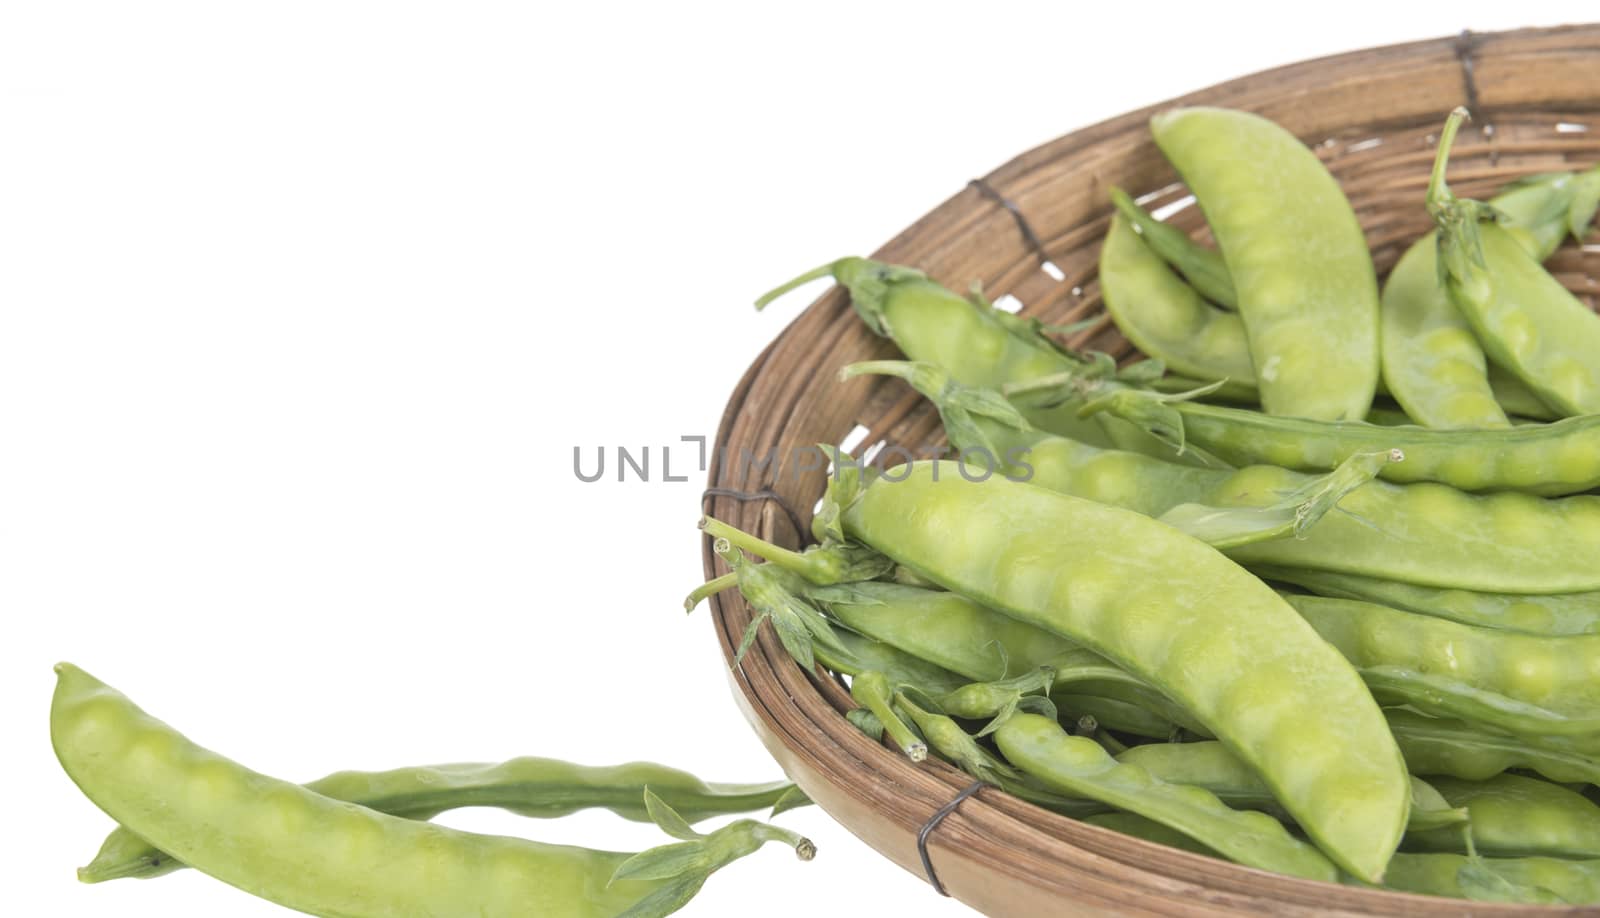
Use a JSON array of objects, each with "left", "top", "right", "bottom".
[{"left": 729, "top": 105, "right": 1600, "bottom": 904}]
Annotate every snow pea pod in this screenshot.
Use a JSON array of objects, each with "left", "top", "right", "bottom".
[
  {"left": 1489, "top": 363, "right": 1559, "bottom": 421},
  {"left": 51, "top": 664, "right": 812, "bottom": 918},
  {"left": 813, "top": 579, "right": 1205, "bottom": 734},
  {"left": 1082, "top": 812, "right": 1219, "bottom": 857},
  {"left": 1381, "top": 165, "right": 1597, "bottom": 429},
  {"left": 757, "top": 258, "right": 1123, "bottom": 447},
  {"left": 1430, "top": 109, "right": 1600, "bottom": 417},
  {"left": 1254, "top": 565, "right": 1600, "bottom": 636},
  {"left": 1383, "top": 853, "right": 1600, "bottom": 904},
  {"left": 1099, "top": 211, "right": 1254, "bottom": 399},
  {"left": 1109, "top": 186, "right": 1236, "bottom": 308},
  {"left": 1088, "top": 815, "right": 1598, "bottom": 903},
  {"left": 1386, "top": 708, "right": 1600, "bottom": 786},
  {"left": 831, "top": 463, "right": 1407, "bottom": 882},
  {"left": 1084, "top": 385, "right": 1600, "bottom": 497},
  {"left": 1116, "top": 742, "right": 1465, "bottom": 832},
  {"left": 808, "top": 622, "right": 969, "bottom": 700},
  {"left": 993, "top": 713, "right": 1339, "bottom": 881},
  {"left": 851, "top": 360, "right": 1395, "bottom": 553},
  {"left": 1288, "top": 594, "right": 1600, "bottom": 728},
  {"left": 1407, "top": 774, "right": 1600, "bottom": 858},
  {"left": 1364, "top": 667, "right": 1600, "bottom": 739},
  {"left": 899, "top": 366, "right": 1595, "bottom": 593},
  {"left": 1151, "top": 106, "right": 1379, "bottom": 420},
  {"left": 83, "top": 758, "right": 803, "bottom": 883}
]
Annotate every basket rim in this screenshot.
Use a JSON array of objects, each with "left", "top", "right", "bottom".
[{"left": 704, "top": 23, "right": 1600, "bottom": 917}]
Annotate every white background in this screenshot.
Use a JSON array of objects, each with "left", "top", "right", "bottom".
[{"left": 3, "top": 3, "right": 1595, "bottom": 915}]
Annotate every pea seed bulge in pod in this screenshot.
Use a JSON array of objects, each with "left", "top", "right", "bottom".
[{"left": 9, "top": 3, "right": 1600, "bottom": 916}]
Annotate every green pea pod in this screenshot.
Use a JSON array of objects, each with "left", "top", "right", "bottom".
[
  {"left": 1153, "top": 447, "right": 1397, "bottom": 551},
  {"left": 51, "top": 664, "right": 812, "bottom": 918},
  {"left": 1116, "top": 741, "right": 1465, "bottom": 832},
  {"left": 1151, "top": 106, "right": 1379, "bottom": 421},
  {"left": 756, "top": 257, "right": 1116, "bottom": 447},
  {"left": 1383, "top": 853, "right": 1598, "bottom": 904},
  {"left": 993, "top": 713, "right": 1338, "bottom": 881},
  {"left": 902, "top": 365, "right": 1594, "bottom": 594},
  {"left": 1082, "top": 811, "right": 1221, "bottom": 858},
  {"left": 1364, "top": 667, "right": 1600, "bottom": 738},
  {"left": 1381, "top": 163, "right": 1596, "bottom": 429},
  {"left": 851, "top": 360, "right": 1387, "bottom": 553},
  {"left": 817, "top": 579, "right": 1092, "bottom": 682},
  {"left": 760, "top": 257, "right": 1231, "bottom": 465},
  {"left": 1407, "top": 774, "right": 1600, "bottom": 859},
  {"left": 770, "top": 562, "right": 1210, "bottom": 738},
  {"left": 1288, "top": 594, "right": 1600, "bottom": 728},
  {"left": 1430, "top": 109, "right": 1600, "bottom": 417},
  {"left": 1386, "top": 708, "right": 1600, "bottom": 786},
  {"left": 1108, "top": 186, "right": 1237, "bottom": 309},
  {"left": 829, "top": 463, "right": 1407, "bottom": 882},
  {"left": 82, "top": 758, "right": 804, "bottom": 883},
  {"left": 1080, "top": 384, "right": 1600, "bottom": 498},
  {"left": 1379, "top": 239, "right": 1511, "bottom": 429},
  {"left": 1090, "top": 815, "right": 1598, "bottom": 904},
  {"left": 1488, "top": 363, "right": 1559, "bottom": 421},
  {"left": 1098, "top": 210, "right": 1254, "bottom": 397},
  {"left": 810, "top": 627, "right": 969, "bottom": 700},
  {"left": 1253, "top": 565, "right": 1600, "bottom": 636}
]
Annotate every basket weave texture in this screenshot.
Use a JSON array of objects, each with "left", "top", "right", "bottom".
[{"left": 703, "top": 25, "right": 1600, "bottom": 916}]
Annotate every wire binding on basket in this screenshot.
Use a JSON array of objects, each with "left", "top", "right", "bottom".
[
  {"left": 918, "top": 780, "right": 987, "bottom": 897},
  {"left": 1455, "top": 30, "right": 1482, "bottom": 115},
  {"left": 968, "top": 178, "right": 1050, "bottom": 263}
]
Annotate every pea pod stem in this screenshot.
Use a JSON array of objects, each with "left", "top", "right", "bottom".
[
  {"left": 700, "top": 515, "right": 893, "bottom": 586},
  {"left": 753, "top": 261, "right": 844, "bottom": 310},
  {"left": 700, "top": 516, "right": 812, "bottom": 575},
  {"left": 850, "top": 671, "right": 926, "bottom": 762},
  {"left": 683, "top": 571, "right": 738, "bottom": 612},
  {"left": 894, "top": 693, "right": 1104, "bottom": 817}
]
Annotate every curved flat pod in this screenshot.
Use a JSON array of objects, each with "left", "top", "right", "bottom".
[
  {"left": 1099, "top": 211, "right": 1255, "bottom": 396},
  {"left": 51, "top": 664, "right": 809, "bottom": 918},
  {"left": 1289, "top": 594, "right": 1600, "bottom": 724},
  {"left": 1450, "top": 223, "right": 1600, "bottom": 416},
  {"left": 1151, "top": 107, "right": 1379, "bottom": 421},
  {"left": 835, "top": 463, "right": 1408, "bottom": 883},
  {"left": 1380, "top": 166, "right": 1596, "bottom": 429},
  {"left": 1093, "top": 389, "right": 1600, "bottom": 497}
]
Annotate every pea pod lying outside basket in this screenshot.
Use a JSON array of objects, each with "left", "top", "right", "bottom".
[
  {"left": 82, "top": 756, "right": 807, "bottom": 884},
  {"left": 51, "top": 664, "right": 813, "bottom": 918}
]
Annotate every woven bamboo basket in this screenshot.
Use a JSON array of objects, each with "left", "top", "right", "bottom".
[{"left": 702, "top": 25, "right": 1600, "bottom": 916}]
